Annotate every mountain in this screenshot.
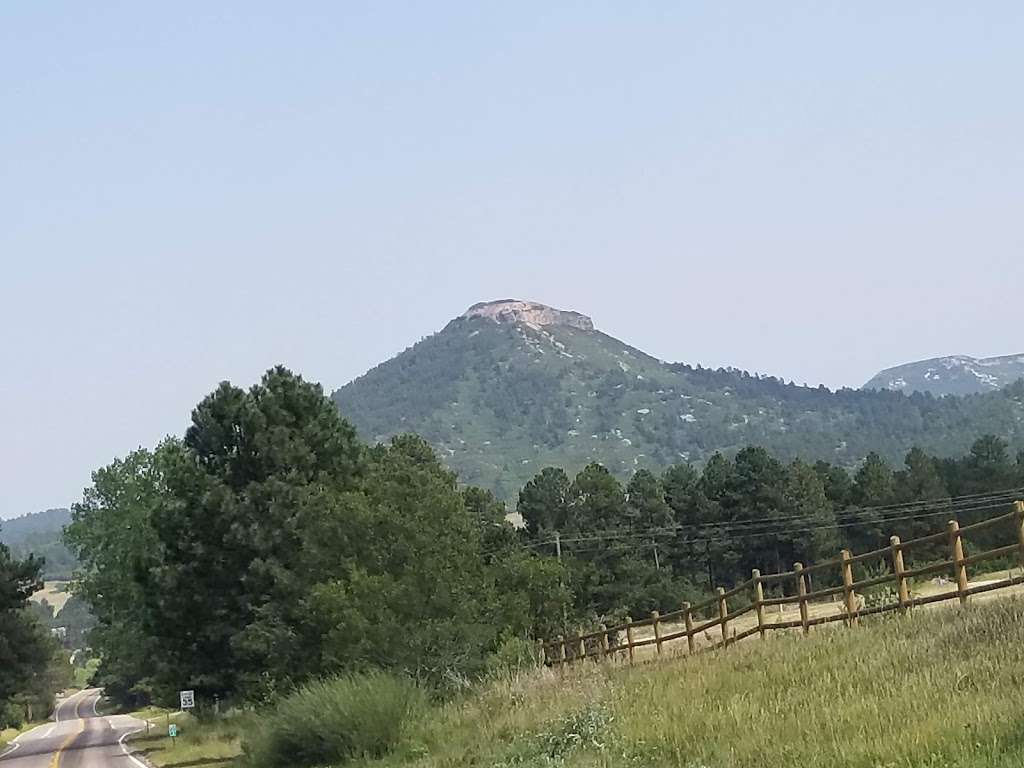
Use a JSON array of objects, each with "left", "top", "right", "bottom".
[
  {"left": 0, "top": 508, "right": 77, "bottom": 580},
  {"left": 332, "top": 300, "right": 1024, "bottom": 501},
  {"left": 864, "top": 354, "right": 1024, "bottom": 397}
]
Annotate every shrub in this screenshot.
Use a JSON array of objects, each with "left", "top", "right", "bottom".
[
  {"left": 486, "top": 635, "right": 541, "bottom": 679},
  {"left": 242, "top": 671, "right": 426, "bottom": 768}
]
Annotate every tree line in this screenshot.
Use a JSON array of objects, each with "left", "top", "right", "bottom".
[
  {"left": 516, "top": 436, "right": 1024, "bottom": 626},
  {"left": 56, "top": 366, "right": 1024, "bottom": 712}
]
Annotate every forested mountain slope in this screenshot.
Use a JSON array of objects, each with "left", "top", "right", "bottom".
[
  {"left": 0, "top": 507, "right": 76, "bottom": 580},
  {"left": 332, "top": 300, "right": 1024, "bottom": 500},
  {"left": 864, "top": 353, "right": 1024, "bottom": 396}
]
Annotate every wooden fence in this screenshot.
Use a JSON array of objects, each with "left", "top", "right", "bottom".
[{"left": 542, "top": 500, "right": 1024, "bottom": 669}]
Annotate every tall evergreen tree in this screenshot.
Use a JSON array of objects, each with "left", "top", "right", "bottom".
[
  {"left": 625, "top": 470, "right": 674, "bottom": 571},
  {"left": 694, "top": 453, "right": 739, "bottom": 589},
  {"left": 146, "top": 367, "right": 364, "bottom": 702},
  {"left": 517, "top": 467, "right": 572, "bottom": 542},
  {"left": 813, "top": 460, "right": 855, "bottom": 509},
  {"left": 892, "top": 447, "right": 950, "bottom": 547},
  {"left": 849, "top": 452, "right": 895, "bottom": 551},
  {"left": 661, "top": 463, "right": 703, "bottom": 579},
  {"left": 782, "top": 460, "right": 839, "bottom": 568}
]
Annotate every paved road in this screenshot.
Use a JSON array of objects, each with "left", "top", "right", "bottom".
[{"left": 0, "top": 689, "right": 148, "bottom": 768}]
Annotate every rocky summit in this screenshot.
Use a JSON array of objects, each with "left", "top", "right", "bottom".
[{"left": 460, "top": 299, "right": 595, "bottom": 331}]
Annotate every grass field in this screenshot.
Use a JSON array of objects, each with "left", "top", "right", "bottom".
[
  {"left": 126, "top": 711, "right": 247, "bottom": 768},
  {"left": 349, "top": 597, "right": 1024, "bottom": 768},
  {"left": 29, "top": 581, "right": 72, "bottom": 613}
]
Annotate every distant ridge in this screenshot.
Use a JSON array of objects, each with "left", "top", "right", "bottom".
[
  {"left": 864, "top": 354, "right": 1024, "bottom": 397},
  {"left": 0, "top": 507, "right": 76, "bottom": 580}
]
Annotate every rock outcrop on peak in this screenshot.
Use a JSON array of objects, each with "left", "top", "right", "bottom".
[{"left": 461, "top": 300, "right": 595, "bottom": 331}]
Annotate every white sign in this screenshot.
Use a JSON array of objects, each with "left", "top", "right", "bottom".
[{"left": 180, "top": 690, "right": 195, "bottom": 710}]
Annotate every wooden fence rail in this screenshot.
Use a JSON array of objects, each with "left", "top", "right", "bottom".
[{"left": 542, "top": 500, "right": 1024, "bottom": 669}]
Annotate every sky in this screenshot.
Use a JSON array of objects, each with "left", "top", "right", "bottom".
[{"left": 3, "top": 2, "right": 1023, "bottom": 518}]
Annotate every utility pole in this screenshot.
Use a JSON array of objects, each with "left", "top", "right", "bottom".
[{"left": 555, "top": 531, "right": 567, "bottom": 626}]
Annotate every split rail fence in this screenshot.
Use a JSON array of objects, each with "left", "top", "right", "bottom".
[{"left": 542, "top": 500, "right": 1024, "bottom": 669}]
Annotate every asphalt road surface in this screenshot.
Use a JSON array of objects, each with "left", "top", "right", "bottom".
[{"left": 0, "top": 689, "right": 148, "bottom": 768}]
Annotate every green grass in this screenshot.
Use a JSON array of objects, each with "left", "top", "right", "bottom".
[
  {"left": 128, "top": 712, "right": 249, "bottom": 768},
  {"left": 349, "top": 598, "right": 1024, "bottom": 768}
]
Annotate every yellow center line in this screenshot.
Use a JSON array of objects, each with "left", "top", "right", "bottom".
[{"left": 48, "top": 692, "right": 87, "bottom": 768}]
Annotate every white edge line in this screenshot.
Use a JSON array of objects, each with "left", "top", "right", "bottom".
[
  {"left": 2, "top": 689, "right": 87, "bottom": 759},
  {"left": 2, "top": 691, "right": 108, "bottom": 763},
  {"left": 0, "top": 742, "right": 21, "bottom": 759},
  {"left": 119, "top": 729, "right": 150, "bottom": 768},
  {"left": 0, "top": 706, "right": 67, "bottom": 761}
]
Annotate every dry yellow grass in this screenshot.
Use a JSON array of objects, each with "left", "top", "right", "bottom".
[{"left": 29, "top": 580, "right": 72, "bottom": 613}]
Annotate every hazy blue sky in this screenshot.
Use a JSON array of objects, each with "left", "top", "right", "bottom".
[{"left": 3, "top": 3, "right": 1023, "bottom": 518}]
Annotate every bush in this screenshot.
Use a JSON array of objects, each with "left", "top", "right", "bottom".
[
  {"left": 485, "top": 635, "right": 541, "bottom": 679},
  {"left": 242, "top": 671, "right": 426, "bottom": 768}
]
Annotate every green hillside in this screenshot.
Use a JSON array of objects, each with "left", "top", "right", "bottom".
[
  {"left": 332, "top": 301, "right": 1024, "bottom": 500},
  {"left": 0, "top": 508, "right": 76, "bottom": 580}
]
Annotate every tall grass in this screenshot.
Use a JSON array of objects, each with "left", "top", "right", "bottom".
[
  {"left": 351, "top": 598, "right": 1024, "bottom": 767},
  {"left": 130, "top": 712, "right": 249, "bottom": 768},
  {"left": 243, "top": 671, "right": 426, "bottom": 768}
]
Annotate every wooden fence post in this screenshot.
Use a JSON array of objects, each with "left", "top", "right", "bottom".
[
  {"left": 1015, "top": 502, "right": 1024, "bottom": 573},
  {"left": 557, "top": 635, "right": 566, "bottom": 670},
  {"left": 651, "top": 611, "right": 663, "bottom": 655},
  {"left": 625, "top": 616, "right": 635, "bottom": 664},
  {"left": 683, "top": 602, "right": 695, "bottom": 654},
  {"left": 890, "top": 535, "right": 910, "bottom": 612},
  {"left": 841, "top": 549, "right": 857, "bottom": 626},
  {"left": 537, "top": 640, "right": 547, "bottom": 667},
  {"left": 717, "top": 587, "right": 729, "bottom": 646},
  {"left": 577, "top": 629, "right": 586, "bottom": 662},
  {"left": 752, "top": 569, "right": 766, "bottom": 640},
  {"left": 948, "top": 520, "right": 969, "bottom": 605},
  {"left": 599, "top": 624, "right": 609, "bottom": 660},
  {"left": 795, "top": 563, "right": 809, "bottom": 635}
]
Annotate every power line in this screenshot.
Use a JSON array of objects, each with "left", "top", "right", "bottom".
[
  {"left": 564, "top": 487, "right": 1024, "bottom": 544},
  {"left": 500, "top": 488, "right": 1024, "bottom": 557},
  {"left": 525, "top": 488, "right": 1024, "bottom": 548},
  {"left": 560, "top": 501, "right": 1016, "bottom": 558}
]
